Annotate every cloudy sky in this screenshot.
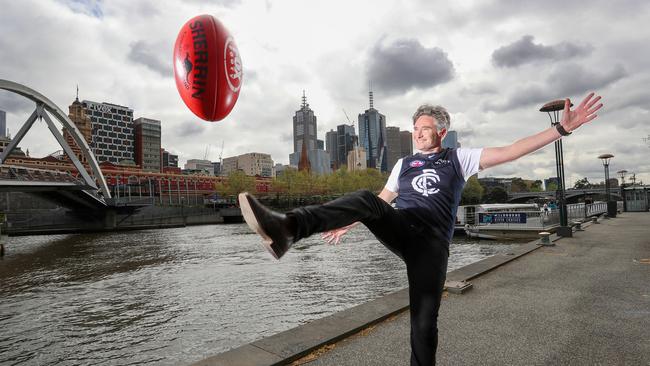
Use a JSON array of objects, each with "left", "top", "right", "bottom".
[{"left": 1, "top": 0, "right": 649, "bottom": 186}]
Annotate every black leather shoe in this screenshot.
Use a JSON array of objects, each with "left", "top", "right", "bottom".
[{"left": 239, "top": 192, "right": 294, "bottom": 259}]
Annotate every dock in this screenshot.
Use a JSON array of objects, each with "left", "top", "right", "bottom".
[{"left": 192, "top": 212, "right": 650, "bottom": 365}]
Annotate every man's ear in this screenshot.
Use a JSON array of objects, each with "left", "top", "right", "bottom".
[{"left": 439, "top": 128, "right": 448, "bottom": 141}]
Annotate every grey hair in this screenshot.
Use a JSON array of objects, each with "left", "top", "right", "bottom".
[{"left": 412, "top": 104, "right": 450, "bottom": 131}]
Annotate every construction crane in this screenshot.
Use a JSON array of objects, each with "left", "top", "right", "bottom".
[
  {"left": 342, "top": 108, "right": 353, "bottom": 125},
  {"left": 203, "top": 144, "right": 211, "bottom": 160}
]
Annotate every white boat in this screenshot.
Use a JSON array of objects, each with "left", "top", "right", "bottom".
[{"left": 458, "top": 203, "right": 553, "bottom": 240}]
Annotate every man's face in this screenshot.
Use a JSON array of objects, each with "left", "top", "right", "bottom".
[{"left": 413, "top": 115, "right": 446, "bottom": 152}]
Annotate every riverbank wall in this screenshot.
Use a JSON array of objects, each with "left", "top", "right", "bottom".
[{"left": 0, "top": 192, "right": 223, "bottom": 236}]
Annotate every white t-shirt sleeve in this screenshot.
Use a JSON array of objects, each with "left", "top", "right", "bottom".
[
  {"left": 384, "top": 158, "right": 402, "bottom": 192},
  {"left": 456, "top": 148, "right": 483, "bottom": 181}
]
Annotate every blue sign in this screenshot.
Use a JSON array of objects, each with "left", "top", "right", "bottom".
[{"left": 479, "top": 213, "right": 527, "bottom": 224}]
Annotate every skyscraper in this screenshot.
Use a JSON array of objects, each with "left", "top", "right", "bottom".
[
  {"left": 293, "top": 91, "right": 317, "bottom": 154},
  {"left": 134, "top": 117, "right": 162, "bottom": 172},
  {"left": 442, "top": 130, "right": 460, "bottom": 149},
  {"left": 325, "top": 129, "right": 338, "bottom": 169},
  {"left": 358, "top": 89, "right": 387, "bottom": 171},
  {"left": 400, "top": 130, "right": 413, "bottom": 156},
  {"left": 337, "top": 124, "right": 356, "bottom": 170},
  {"left": 0, "top": 109, "right": 6, "bottom": 138},
  {"left": 289, "top": 91, "right": 331, "bottom": 175},
  {"left": 82, "top": 100, "right": 135, "bottom": 164},
  {"left": 385, "top": 126, "right": 402, "bottom": 171}
]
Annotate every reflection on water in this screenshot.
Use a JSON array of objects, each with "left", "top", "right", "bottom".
[{"left": 0, "top": 224, "right": 522, "bottom": 365}]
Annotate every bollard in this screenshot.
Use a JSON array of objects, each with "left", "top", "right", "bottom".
[
  {"left": 573, "top": 221, "right": 584, "bottom": 231},
  {"left": 0, "top": 243, "right": 4, "bottom": 257},
  {"left": 538, "top": 231, "right": 553, "bottom": 246},
  {"left": 592, "top": 216, "right": 599, "bottom": 224}
]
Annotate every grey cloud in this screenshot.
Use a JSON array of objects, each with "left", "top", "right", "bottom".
[
  {"left": 176, "top": 122, "right": 206, "bottom": 137},
  {"left": 492, "top": 35, "right": 593, "bottom": 68},
  {"left": 546, "top": 63, "right": 626, "bottom": 97},
  {"left": 0, "top": 91, "right": 35, "bottom": 114},
  {"left": 128, "top": 41, "right": 170, "bottom": 77},
  {"left": 483, "top": 84, "right": 550, "bottom": 112},
  {"left": 367, "top": 38, "right": 454, "bottom": 95},
  {"left": 57, "top": 0, "right": 104, "bottom": 18},
  {"left": 484, "top": 64, "right": 626, "bottom": 113}
]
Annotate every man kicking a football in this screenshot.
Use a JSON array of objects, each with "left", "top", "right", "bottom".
[{"left": 239, "top": 92, "right": 602, "bottom": 366}]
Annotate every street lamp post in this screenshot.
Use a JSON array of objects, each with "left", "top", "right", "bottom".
[
  {"left": 598, "top": 153, "right": 616, "bottom": 217},
  {"left": 617, "top": 169, "right": 628, "bottom": 212},
  {"left": 540, "top": 100, "right": 572, "bottom": 237}
]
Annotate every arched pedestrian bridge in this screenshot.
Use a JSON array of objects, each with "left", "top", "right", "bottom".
[{"left": 0, "top": 79, "right": 111, "bottom": 209}]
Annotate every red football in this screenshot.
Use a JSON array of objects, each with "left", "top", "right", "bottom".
[{"left": 173, "top": 14, "right": 242, "bottom": 121}]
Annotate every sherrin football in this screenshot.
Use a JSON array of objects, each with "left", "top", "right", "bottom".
[{"left": 173, "top": 14, "right": 242, "bottom": 121}]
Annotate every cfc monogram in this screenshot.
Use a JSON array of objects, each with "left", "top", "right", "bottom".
[{"left": 411, "top": 169, "right": 440, "bottom": 196}]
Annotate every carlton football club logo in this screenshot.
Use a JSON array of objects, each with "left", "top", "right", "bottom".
[
  {"left": 224, "top": 36, "right": 242, "bottom": 92},
  {"left": 412, "top": 169, "right": 440, "bottom": 196},
  {"left": 409, "top": 160, "right": 425, "bottom": 168}
]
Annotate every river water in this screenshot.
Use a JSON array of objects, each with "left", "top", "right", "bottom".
[{"left": 0, "top": 224, "right": 523, "bottom": 365}]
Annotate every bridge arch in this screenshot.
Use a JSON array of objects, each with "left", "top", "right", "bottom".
[{"left": 0, "top": 79, "right": 111, "bottom": 199}]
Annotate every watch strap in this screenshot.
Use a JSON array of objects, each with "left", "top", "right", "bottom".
[{"left": 555, "top": 124, "right": 571, "bottom": 136}]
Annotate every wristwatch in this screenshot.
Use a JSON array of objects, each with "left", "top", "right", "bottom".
[{"left": 555, "top": 124, "right": 571, "bottom": 136}]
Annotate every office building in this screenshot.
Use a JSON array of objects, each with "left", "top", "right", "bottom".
[
  {"left": 325, "top": 129, "right": 338, "bottom": 169},
  {"left": 134, "top": 117, "right": 161, "bottom": 172},
  {"left": 185, "top": 159, "right": 214, "bottom": 175},
  {"left": 0, "top": 109, "right": 6, "bottom": 137},
  {"left": 221, "top": 153, "right": 274, "bottom": 177},
  {"left": 385, "top": 126, "right": 402, "bottom": 171},
  {"left": 293, "top": 91, "right": 318, "bottom": 154},
  {"left": 82, "top": 100, "right": 135, "bottom": 164},
  {"left": 442, "top": 130, "right": 460, "bottom": 149},
  {"left": 337, "top": 124, "right": 356, "bottom": 170},
  {"left": 290, "top": 149, "right": 331, "bottom": 175},
  {"left": 358, "top": 90, "right": 387, "bottom": 171},
  {"left": 161, "top": 149, "right": 179, "bottom": 168},
  {"left": 347, "top": 137, "right": 366, "bottom": 171},
  {"left": 400, "top": 131, "right": 413, "bottom": 157}
]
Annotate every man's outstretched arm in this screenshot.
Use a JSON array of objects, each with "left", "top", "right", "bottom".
[{"left": 480, "top": 92, "right": 603, "bottom": 170}]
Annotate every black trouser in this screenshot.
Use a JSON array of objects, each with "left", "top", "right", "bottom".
[{"left": 288, "top": 190, "right": 449, "bottom": 366}]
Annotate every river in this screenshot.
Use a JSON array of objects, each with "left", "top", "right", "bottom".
[{"left": 0, "top": 224, "right": 524, "bottom": 365}]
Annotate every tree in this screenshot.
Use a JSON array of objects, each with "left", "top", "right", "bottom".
[
  {"left": 461, "top": 175, "right": 484, "bottom": 205},
  {"left": 546, "top": 181, "right": 558, "bottom": 192},
  {"left": 530, "top": 180, "right": 543, "bottom": 192},
  {"left": 483, "top": 186, "right": 509, "bottom": 203},
  {"left": 510, "top": 178, "right": 528, "bottom": 192},
  {"left": 573, "top": 177, "right": 591, "bottom": 189},
  {"left": 214, "top": 170, "right": 256, "bottom": 197}
]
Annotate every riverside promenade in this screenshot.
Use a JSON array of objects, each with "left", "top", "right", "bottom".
[{"left": 193, "top": 212, "right": 650, "bottom": 366}]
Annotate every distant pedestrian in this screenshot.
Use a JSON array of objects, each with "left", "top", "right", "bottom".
[
  {"left": 239, "top": 92, "right": 602, "bottom": 365},
  {"left": 543, "top": 203, "right": 549, "bottom": 216}
]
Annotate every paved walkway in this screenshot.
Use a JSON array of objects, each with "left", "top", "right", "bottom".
[{"left": 308, "top": 212, "right": 650, "bottom": 365}]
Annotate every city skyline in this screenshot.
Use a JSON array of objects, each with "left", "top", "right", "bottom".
[{"left": 1, "top": 0, "right": 649, "bottom": 185}]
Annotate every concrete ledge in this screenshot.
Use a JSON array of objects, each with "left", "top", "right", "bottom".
[{"left": 190, "top": 290, "right": 410, "bottom": 366}]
